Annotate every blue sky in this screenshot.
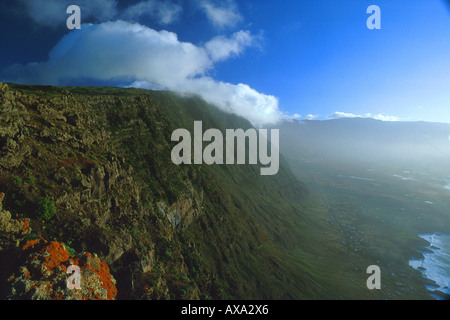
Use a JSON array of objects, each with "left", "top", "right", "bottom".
[{"left": 1, "top": 0, "right": 449, "bottom": 126}]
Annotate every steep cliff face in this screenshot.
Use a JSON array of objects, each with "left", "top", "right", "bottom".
[{"left": 0, "top": 83, "right": 314, "bottom": 300}]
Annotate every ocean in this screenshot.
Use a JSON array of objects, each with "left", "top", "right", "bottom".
[{"left": 409, "top": 233, "right": 450, "bottom": 300}]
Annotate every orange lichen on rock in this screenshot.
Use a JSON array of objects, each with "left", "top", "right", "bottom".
[
  {"left": 71, "top": 253, "right": 117, "bottom": 300},
  {"left": 18, "top": 219, "right": 31, "bottom": 232},
  {"left": 23, "top": 269, "right": 31, "bottom": 279},
  {"left": 40, "top": 241, "right": 71, "bottom": 270},
  {"left": 3, "top": 197, "right": 117, "bottom": 300},
  {"left": 9, "top": 239, "right": 118, "bottom": 300},
  {"left": 96, "top": 259, "right": 117, "bottom": 300},
  {"left": 23, "top": 239, "right": 70, "bottom": 271},
  {"left": 22, "top": 238, "right": 45, "bottom": 251}
]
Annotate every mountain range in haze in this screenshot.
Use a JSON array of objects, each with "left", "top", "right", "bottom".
[{"left": 271, "top": 118, "right": 450, "bottom": 174}]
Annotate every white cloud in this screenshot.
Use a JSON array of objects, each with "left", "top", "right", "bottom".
[
  {"left": 18, "top": 0, "right": 118, "bottom": 27},
  {"left": 327, "top": 111, "right": 400, "bottom": 122},
  {"left": 17, "top": 0, "right": 243, "bottom": 29},
  {"left": 304, "top": 114, "right": 318, "bottom": 120},
  {"left": 137, "top": 77, "right": 282, "bottom": 126},
  {"left": 122, "top": 0, "right": 183, "bottom": 25},
  {"left": 198, "top": 0, "right": 242, "bottom": 28},
  {"left": 327, "top": 112, "right": 360, "bottom": 119},
  {"left": 205, "top": 30, "right": 254, "bottom": 61},
  {"left": 371, "top": 113, "right": 402, "bottom": 122},
  {"left": 17, "top": 0, "right": 182, "bottom": 27},
  {"left": 3, "top": 21, "right": 285, "bottom": 126}
]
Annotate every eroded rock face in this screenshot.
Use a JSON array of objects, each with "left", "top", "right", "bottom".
[
  {"left": 7, "top": 239, "right": 117, "bottom": 300},
  {"left": 0, "top": 85, "right": 173, "bottom": 299},
  {"left": 0, "top": 84, "right": 32, "bottom": 169},
  {"left": 0, "top": 193, "right": 117, "bottom": 300},
  {"left": 0, "top": 192, "right": 31, "bottom": 250},
  {"left": 158, "top": 182, "right": 204, "bottom": 229}
]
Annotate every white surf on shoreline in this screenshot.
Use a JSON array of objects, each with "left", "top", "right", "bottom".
[{"left": 409, "top": 233, "right": 450, "bottom": 300}]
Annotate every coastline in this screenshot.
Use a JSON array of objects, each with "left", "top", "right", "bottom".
[{"left": 409, "top": 233, "right": 450, "bottom": 300}]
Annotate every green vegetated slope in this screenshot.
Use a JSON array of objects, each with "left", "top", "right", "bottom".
[{"left": 0, "top": 83, "right": 402, "bottom": 300}]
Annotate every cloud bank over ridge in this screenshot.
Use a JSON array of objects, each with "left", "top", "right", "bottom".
[{"left": 2, "top": 19, "right": 288, "bottom": 126}]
